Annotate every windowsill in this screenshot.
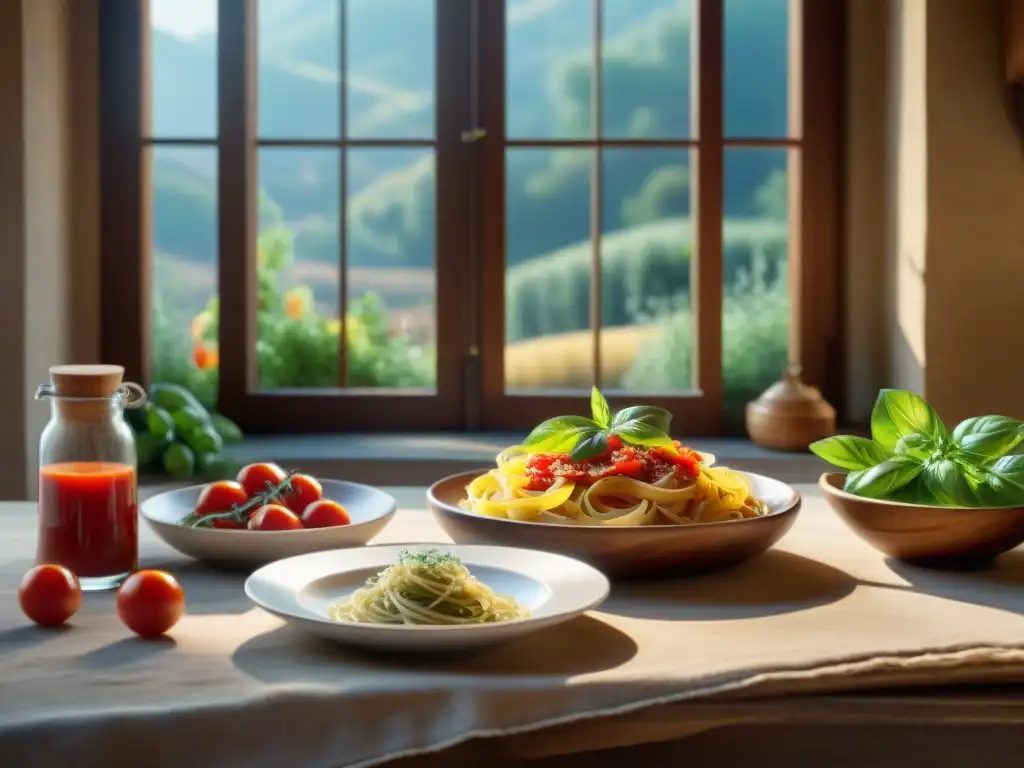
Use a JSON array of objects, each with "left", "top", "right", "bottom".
[{"left": 190, "top": 432, "right": 834, "bottom": 487}]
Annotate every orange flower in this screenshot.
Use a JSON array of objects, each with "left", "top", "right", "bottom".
[
  {"left": 284, "top": 289, "right": 306, "bottom": 319},
  {"left": 193, "top": 342, "right": 219, "bottom": 371}
]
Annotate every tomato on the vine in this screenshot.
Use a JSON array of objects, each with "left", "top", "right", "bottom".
[
  {"left": 193, "top": 480, "right": 248, "bottom": 517},
  {"left": 280, "top": 473, "right": 323, "bottom": 516},
  {"left": 19, "top": 564, "right": 82, "bottom": 628},
  {"left": 248, "top": 504, "right": 303, "bottom": 531},
  {"left": 236, "top": 463, "right": 287, "bottom": 499},
  {"left": 116, "top": 570, "right": 185, "bottom": 638},
  {"left": 301, "top": 499, "right": 351, "bottom": 528}
]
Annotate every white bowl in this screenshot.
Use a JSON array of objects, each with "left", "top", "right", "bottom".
[
  {"left": 245, "top": 543, "right": 611, "bottom": 652},
  {"left": 141, "top": 479, "right": 397, "bottom": 569}
]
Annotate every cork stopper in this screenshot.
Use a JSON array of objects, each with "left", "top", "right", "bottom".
[
  {"left": 49, "top": 364, "right": 125, "bottom": 398},
  {"left": 43, "top": 365, "right": 137, "bottom": 423}
]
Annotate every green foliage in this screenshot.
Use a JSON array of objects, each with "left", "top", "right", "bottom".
[
  {"left": 812, "top": 390, "right": 1024, "bottom": 507},
  {"left": 620, "top": 256, "right": 790, "bottom": 422},
  {"left": 505, "top": 218, "right": 788, "bottom": 343},
  {"left": 152, "top": 229, "right": 433, "bottom": 404},
  {"left": 621, "top": 166, "right": 689, "bottom": 228},
  {"left": 521, "top": 387, "right": 675, "bottom": 460}
]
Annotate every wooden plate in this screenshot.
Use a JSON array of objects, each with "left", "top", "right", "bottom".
[{"left": 428, "top": 470, "right": 801, "bottom": 578}]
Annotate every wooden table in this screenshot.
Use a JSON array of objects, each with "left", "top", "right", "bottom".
[{"left": 1, "top": 487, "right": 1022, "bottom": 768}]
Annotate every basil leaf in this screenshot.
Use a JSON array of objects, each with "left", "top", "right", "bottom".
[
  {"left": 809, "top": 435, "right": 890, "bottom": 471},
  {"left": 843, "top": 455, "right": 923, "bottom": 499},
  {"left": 923, "top": 459, "right": 980, "bottom": 507},
  {"left": 523, "top": 416, "right": 600, "bottom": 452},
  {"left": 612, "top": 420, "right": 674, "bottom": 447},
  {"left": 590, "top": 387, "right": 611, "bottom": 429},
  {"left": 870, "top": 389, "right": 946, "bottom": 451},
  {"left": 951, "top": 415, "right": 1024, "bottom": 460},
  {"left": 887, "top": 477, "right": 938, "bottom": 505},
  {"left": 609, "top": 405, "right": 672, "bottom": 435},
  {"left": 894, "top": 432, "right": 933, "bottom": 461},
  {"left": 982, "top": 454, "right": 1024, "bottom": 505},
  {"left": 571, "top": 431, "right": 609, "bottom": 462}
]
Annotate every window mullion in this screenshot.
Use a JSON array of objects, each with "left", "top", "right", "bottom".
[
  {"left": 216, "top": 0, "right": 258, "bottom": 415},
  {"left": 694, "top": 0, "right": 725, "bottom": 421}
]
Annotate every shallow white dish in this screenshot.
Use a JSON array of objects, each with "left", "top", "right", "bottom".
[
  {"left": 141, "top": 479, "right": 396, "bottom": 569},
  {"left": 244, "top": 543, "right": 611, "bottom": 652}
]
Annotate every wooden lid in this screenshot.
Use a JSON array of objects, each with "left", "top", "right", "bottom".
[
  {"left": 751, "top": 364, "right": 836, "bottom": 418},
  {"left": 49, "top": 364, "right": 125, "bottom": 399}
]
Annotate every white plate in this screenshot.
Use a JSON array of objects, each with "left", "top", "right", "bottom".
[
  {"left": 141, "top": 480, "right": 396, "bottom": 568},
  {"left": 244, "top": 544, "right": 611, "bottom": 651}
]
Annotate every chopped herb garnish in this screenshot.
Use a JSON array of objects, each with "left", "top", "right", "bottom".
[{"left": 398, "top": 549, "right": 462, "bottom": 574}]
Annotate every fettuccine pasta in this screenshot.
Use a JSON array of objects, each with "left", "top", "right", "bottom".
[{"left": 459, "top": 442, "right": 768, "bottom": 526}]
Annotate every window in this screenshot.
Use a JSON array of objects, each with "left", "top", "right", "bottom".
[{"left": 101, "top": 0, "right": 842, "bottom": 434}]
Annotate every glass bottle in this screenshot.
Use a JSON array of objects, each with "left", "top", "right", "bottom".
[{"left": 34, "top": 365, "right": 147, "bottom": 591}]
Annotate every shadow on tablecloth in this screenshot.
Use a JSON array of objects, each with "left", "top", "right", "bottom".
[
  {"left": 881, "top": 549, "right": 1024, "bottom": 615},
  {"left": 231, "top": 613, "right": 638, "bottom": 686},
  {"left": 601, "top": 550, "right": 857, "bottom": 621}
]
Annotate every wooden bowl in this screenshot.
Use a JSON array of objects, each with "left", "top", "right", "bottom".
[
  {"left": 819, "top": 473, "right": 1024, "bottom": 564},
  {"left": 427, "top": 470, "right": 801, "bottom": 578}
]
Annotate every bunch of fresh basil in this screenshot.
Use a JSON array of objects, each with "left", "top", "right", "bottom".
[
  {"left": 810, "top": 389, "right": 1024, "bottom": 507},
  {"left": 522, "top": 387, "right": 675, "bottom": 461}
]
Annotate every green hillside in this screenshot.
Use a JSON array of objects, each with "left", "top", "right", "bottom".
[{"left": 152, "top": 0, "right": 790, "bottom": 272}]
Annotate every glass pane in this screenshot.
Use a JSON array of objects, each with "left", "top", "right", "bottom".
[
  {"left": 602, "top": 149, "right": 694, "bottom": 392},
  {"left": 507, "top": 0, "right": 593, "bottom": 139},
  {"left": 505, "top": 148, "right": 594, "bottom": 391},
  {"left": 345, "top": 149, "right": 436, "bottom": 389},
  {"left": 150, "top": 146, "right": 219, "bottom": 408},
  {"left": 257, "top": 0, "right": 341, "bottom": 139},
  {"left": 601, "top": 0, "right": 693, "bottom": 139},
  {"left": 722, "top": 148, "right": 791, "bottom": 423},
  {"left": 256, "top": 148, "right": 341, "bottom": 389},
  {"left": 149, "top": 0, "right": 218, "bottom": 138},
  {"left": 725, "top": 0, "right": 791, "bottom": 138},
  {"left": 346, "top": 0, "right": 435, "bottom": 139}
]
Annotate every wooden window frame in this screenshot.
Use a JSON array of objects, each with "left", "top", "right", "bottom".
[{"left": 100, "top": 0, "right": 843, "bottom": 435}]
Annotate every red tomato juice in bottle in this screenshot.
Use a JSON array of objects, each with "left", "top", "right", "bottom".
[
  {"left": 37, "top": 462, "right": 138, "bottom": 580},
  {"left": 35, "top": 365, "right": 147, "bottom": 591}
]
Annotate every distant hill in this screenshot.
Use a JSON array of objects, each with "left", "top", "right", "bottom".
[{"left": 151, "top": 0, "right": 789, "bottom": 276}]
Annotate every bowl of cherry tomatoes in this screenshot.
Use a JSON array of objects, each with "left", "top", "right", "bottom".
[{"left": 140, "top": 462, "right": 397, "bottom": 568}]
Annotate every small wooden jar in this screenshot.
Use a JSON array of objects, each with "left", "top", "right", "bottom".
[{"left": 745, "top": 364, "right": 836, "bottom": 452}]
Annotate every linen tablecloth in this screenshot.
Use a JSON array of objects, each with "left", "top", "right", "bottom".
[{"left": 0, "top": 488, "right": 1022, "bottom": 768}]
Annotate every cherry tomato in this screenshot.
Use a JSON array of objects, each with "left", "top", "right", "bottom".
[
  {"left": 280, "top": 473, "right": 323, "bottom": 515},
  {"left": 193, "top": 480, "right": 249, "bottom": 517},
  {"left": 301, "top": 499, "right": 351, "bottom": 528},
  {"left": 236, "top": 462, "right": 287, "bottom": 499},
  {"left": 19, "top": 564, "right": 82, "bottom": 628},
  {"left": 249, "top": 504, "right": 303, "bottom": 531},
  {"left": 116, "top": 570, "right": 185, "bottom": 638}
]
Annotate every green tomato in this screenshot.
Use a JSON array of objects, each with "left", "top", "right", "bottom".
[
  {"left": 185, "top": 424, "right": 224, "bottom": 456},
  {"left": 145, "top": 405, "right": 176, "bottom": 440},
  {"left": 163, "top": 443, "right": 196, "bottom": 478},
  {"left": 173, "top": 406, "right": 209, "bottom": 436}
]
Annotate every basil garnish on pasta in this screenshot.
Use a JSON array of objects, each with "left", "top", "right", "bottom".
[{"left": 459, "top": 390, "right": 768, "bottom": 526}]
